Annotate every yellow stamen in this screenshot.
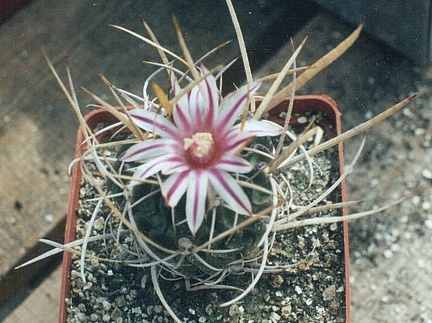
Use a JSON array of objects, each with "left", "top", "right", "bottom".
[{"left": 184, "top": 132, "right": 214, "bottom": 157}]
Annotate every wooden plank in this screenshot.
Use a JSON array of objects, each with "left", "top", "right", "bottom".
[
  {"left": 2, "top": 266, "right": 61, "bottom": 323},
  {"left": 0, "top": 108, "right": 67, "bottom": 305}
]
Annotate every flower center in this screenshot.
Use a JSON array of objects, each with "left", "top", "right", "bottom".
[{"left": 184, "top": 132, "right": 214, "bottom": 158}]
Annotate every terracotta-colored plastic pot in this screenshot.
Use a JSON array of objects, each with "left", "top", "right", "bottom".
[{"left": 59, "top": 95, "right": 350, "bottom": 322}]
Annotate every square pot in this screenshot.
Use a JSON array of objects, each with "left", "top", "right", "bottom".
[{"left": 59, "top": 95, "right": 350, "bottom": 322}]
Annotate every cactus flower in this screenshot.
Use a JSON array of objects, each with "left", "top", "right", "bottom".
[{"left": 121, "top": 66, "right": 284, "bottom": 234}]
